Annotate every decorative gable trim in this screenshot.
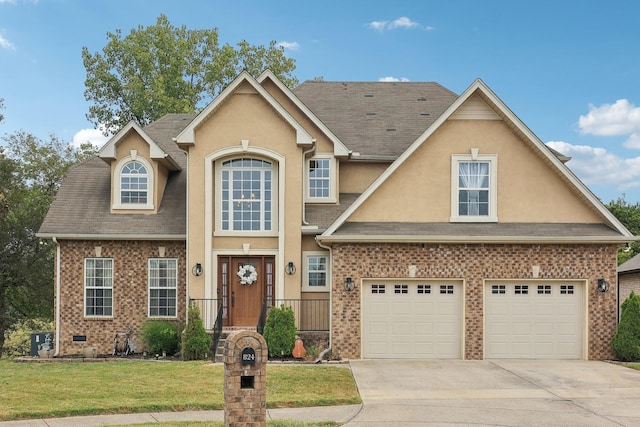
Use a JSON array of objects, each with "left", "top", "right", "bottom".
[
  {"left": 321, "top": 79, "right": 633, "bottom": 239},
  {"left": 257, "top": 70, "right": 350, "bottom": 157},
  {"left": 174, "top": 70, "right": 315, "bottom": 147},
  {"left": 98, "top": 121, "right": 180, "bottom": 171}
]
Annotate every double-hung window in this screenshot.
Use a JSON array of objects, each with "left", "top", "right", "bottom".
[
  {"left": 148, "top": 258, "right": 177, "bottom": 317},
  {"left": 303, "top": 252, "right": 329, "bottom": 292},
  {"left": 85, "top": 258, "right": 113, "bottom": 317},
  {"left": 221, "top": 158, "right": 273, "bottom": 232},
  {"left": 451, "top": 154, "right": 497, "bottom": 222},
  {"left": 307, "top": 156, "right": 336, "bottom": 202}
]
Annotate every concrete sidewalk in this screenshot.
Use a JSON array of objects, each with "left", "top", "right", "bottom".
[{"left": 0, "top": 405, "right": 362, "bottom": 426}]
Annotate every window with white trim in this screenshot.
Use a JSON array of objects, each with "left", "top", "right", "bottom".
[
  {"left": 451, "top": 154, "right": 497, "bottom": 222},
  {"left": 85, "top": 258, "right": 113, "bottom": 317},
  {"left": 114, "top": 157, "right": 154, "bottom": 210},
  {"left": 148, "top": 258, "right": 178, "bottom": 317},
  {"left": 302, "top": 252, "right": 329, "bottom": 292},
  {"left": 221, "top": 158, "right": 273, "bottom": 232},
  {"left": 307, "top": 155, "right": 336, "bottom": 202}
]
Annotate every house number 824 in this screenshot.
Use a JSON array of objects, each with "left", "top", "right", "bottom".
[{"left": 241, "top": 347, "right": 256, "bottom": 365}]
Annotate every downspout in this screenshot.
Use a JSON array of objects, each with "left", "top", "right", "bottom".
[
  {"left": 315, "top": 237, "right": 333, "bottom": 353},
  {"left": 301, "top": 141, "right": 316, "bottom": 225},
  {"left": 52, "top": 237, "right": 61, "bottom": 357}
]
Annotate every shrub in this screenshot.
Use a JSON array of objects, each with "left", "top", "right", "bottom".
[
  {"left": 263, "top": 304, "right": 296, "bottom": 358},
  {"left": 182, "top": 306, "right": 212, "bottom": 360},
  {"left": 2, "top": 318, "right": 54, "bottom": 358},
  {"left": 141, "top": 320, "right": 181, "bottom": 356},
  {"left": 612, "top": 291, "right": 640, "bottom": 361}
]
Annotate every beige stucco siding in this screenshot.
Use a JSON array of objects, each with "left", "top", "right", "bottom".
[
  {"left": 186, "top": 88, "right": 310, "bottom": 302},
  {"left": 349, "top": 119, "right": 603, "bottom": 223},
  {"left": 339, "top": 162, "right": 390, "bottom": 194}
]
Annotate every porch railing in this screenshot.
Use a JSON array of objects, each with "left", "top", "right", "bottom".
[{"left": 189, "top": 298, "right": 329, "bottom": 332}]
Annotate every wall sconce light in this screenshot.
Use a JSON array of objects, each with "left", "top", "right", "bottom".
[
  {"left": 345, "top": 277, "right": 354, "bottom": 292},
  {"left": 285, "top": 261, "right": 296, "bottom": 275},
  {"left": 597, "top": 278, "right": 609, "bottom": 293},
  {"left": 192, "top": 263, "right": 203, "bottom": 277}
]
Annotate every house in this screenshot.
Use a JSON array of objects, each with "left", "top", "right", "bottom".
[
  {"left": 618, "top": 253, "right": 640, "bottom": 315},
  {"left": 38, "top": 70, "right": 633, "bottom": 360}
]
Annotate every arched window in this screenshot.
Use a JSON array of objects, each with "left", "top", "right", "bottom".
[
  {"left": 221, "top": 158, "right": 273, "bottom": 231},
  {"left": 120, "top": 160, "right": 149, "bottom": 205}
]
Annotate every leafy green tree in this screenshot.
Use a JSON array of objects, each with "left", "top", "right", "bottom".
[
  {"left": 612, "top": 291, "right": 640, "bottom": 361},
  {"left": 606, "top": 196, "right": 640, "bottom": 264},
  {"left": 0, "top": 132, "right": 95, "bottom": 357},
  {"left": 82, "top": 14, "right": 297, "bottom": 134}
]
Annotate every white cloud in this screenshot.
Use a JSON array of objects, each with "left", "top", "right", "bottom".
[
  {"left": 578, "top": 99, "right": 640, "bottom": 148},
  {"left": 278, "top": 41, "right": 300, "bottom": 51},
  {"left": 368, "top": 16, "right": 426, "bottom": 32},
  {"left": 546, "top": 140, "right": 640, "bottom": 196},
  {"left": 379, "top": 76, "right": 410, "bottom": 82},
  {"left": 0, "top": 34, "right": 15, "bottom": 50},
  {"left": 72, "top": 127, "right": 110, "bottom": 149}
]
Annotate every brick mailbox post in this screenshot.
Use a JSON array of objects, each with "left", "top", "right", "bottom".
[{"left": 224, "top": 330, "right": 268, "bottom": 426}]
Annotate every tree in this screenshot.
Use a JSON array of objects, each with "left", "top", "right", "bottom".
[
  {"left": 612, "top": 291, "right": 640, "bottom": 361},
  {"left": 606, "top": 196, "right": 640, "bottom": 265},
  {"left": 82, "top": 14, "right": 297, "bottom": 134},
  {"left": 0, "top": 132, "right": 96, "bottom": 357}
]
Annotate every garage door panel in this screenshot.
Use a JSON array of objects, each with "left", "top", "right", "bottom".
[
  {"left": 363, "top": 281, "right": 462, "bottom": 359},
  {"left": 485, "top": 282, "right": 583, "bottom": 359}
]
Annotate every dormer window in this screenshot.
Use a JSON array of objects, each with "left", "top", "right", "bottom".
[
  {"left": 121, "top": 161, "right": 148, "bottom": 204},
  {"left": 113, "top": 156, "right": 154, "bottom": 210}
]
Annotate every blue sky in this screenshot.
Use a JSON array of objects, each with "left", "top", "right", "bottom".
[{"left": 1, "top": 0, "right": 640, "bottom": 204}]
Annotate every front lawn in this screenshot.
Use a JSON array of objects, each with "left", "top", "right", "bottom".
[{"left": 0, "top": 360, "right": 360, "bottom": 421}]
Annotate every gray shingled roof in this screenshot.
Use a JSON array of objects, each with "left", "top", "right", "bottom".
[
  {"left": 293, "top": 81, "right": 458, "bottom": 158},
  {"left": 332, "top": 222, "right": 623, "bottom": 240},
  {"left": 38, "top": 115, "right": 193, "bottom": 238},
  {"left": 305, "top": 193, "right": 360, "bottom": 230},
  {"left": 619, "top": 253, "right": 640, "bottom": 274}
]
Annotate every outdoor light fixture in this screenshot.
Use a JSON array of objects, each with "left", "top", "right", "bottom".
[
  {"left": 192, "top": 263, "right": 203, "bottom": 277},
  {"left": 597, "top": 278, "right": 609, "bottom": 293},
  {"left": 345, "top": 277, "right": 354, "bottom": 292},
  {"left": 285, "top": 261, "right": 296, "bottom": 275}
]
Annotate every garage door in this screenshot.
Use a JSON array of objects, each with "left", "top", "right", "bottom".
[
  {"left": 485, "top": 281, "right": 584, "bottom": 359},
  {"left": 362, "top": 281, "right": 462, "bottom": 359}
]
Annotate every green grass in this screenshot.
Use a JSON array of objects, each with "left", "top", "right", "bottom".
[
  {"left": 626, "top": 363, "right": 640, "bottom": 370},
  {"left": 0, "top": 360, "right": 360, "bottom": 421},
  {"left": 112, "top": 422, "right": 340, "bottom": 427}
]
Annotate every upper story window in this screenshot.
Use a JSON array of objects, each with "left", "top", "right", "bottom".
[
  {"left": 307, "top": 155, "right": 336, "bottom": 202},
  {"left": 84, "top": 258, "right": 113, "bottom": 317},
  {"left": 121, "top": 161, "right": 148, "bottom": 204},
  {"left": 221, "top": 158, "right": 273, "bottom": 232},
  {"left": 114, "top": 157, "right": 154, "bottom": 210},
  {"left": 451, "top": 153, "right": 497, "bottom": 222}
]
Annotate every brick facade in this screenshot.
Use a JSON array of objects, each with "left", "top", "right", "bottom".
[
  {"left": 56, "top": 240, "right": 187, "bottom": 356},
  {"left": 619, "top": 271, "right": 640, "bottom": 313},
  {"left": 331, "top": 242, "right": 618, "bottom": 360}
]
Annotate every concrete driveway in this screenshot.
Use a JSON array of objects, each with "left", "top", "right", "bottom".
[{"left": 346, "top": 359, "right": 640, "bottom": 426}]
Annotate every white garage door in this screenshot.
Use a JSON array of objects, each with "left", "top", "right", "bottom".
[
  {"left": 485, "top": 281, "right": 584, "bottom": 359},
  {"left": 362, "top": 281, "right": 462, "bottom": 359}
]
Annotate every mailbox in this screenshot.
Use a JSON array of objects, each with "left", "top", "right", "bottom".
[{"left": 223, "top": 330, "right": 267, "bottom": 426}]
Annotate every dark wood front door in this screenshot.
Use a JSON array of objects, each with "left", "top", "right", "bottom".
[{"left": 219, "top": 256, "right": 274, "bottom": 326}]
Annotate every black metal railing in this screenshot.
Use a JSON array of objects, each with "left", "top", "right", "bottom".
[
  {"left": 190, "top": 298, "right": 329, "bottom": 332},
  {"left": 257, "top": 301, "right": 267, "bottom": 335},
  {"left": 212, "top": 301, "right": 224, "bottom": 356}
]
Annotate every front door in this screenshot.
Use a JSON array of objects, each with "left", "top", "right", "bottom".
[{"left": 219, "top": 256, "right": 274, "bottom": 326}]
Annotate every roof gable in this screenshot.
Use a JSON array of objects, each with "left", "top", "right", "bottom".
[
  {"left": 175, "top": 70, "right": 314, "bottom": 146},
  {"left": 99, "top": 121, "right": 181, "bottom": 171},
  {"left": 321, "top": 79, "right": 633, "bottom": 239}
]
